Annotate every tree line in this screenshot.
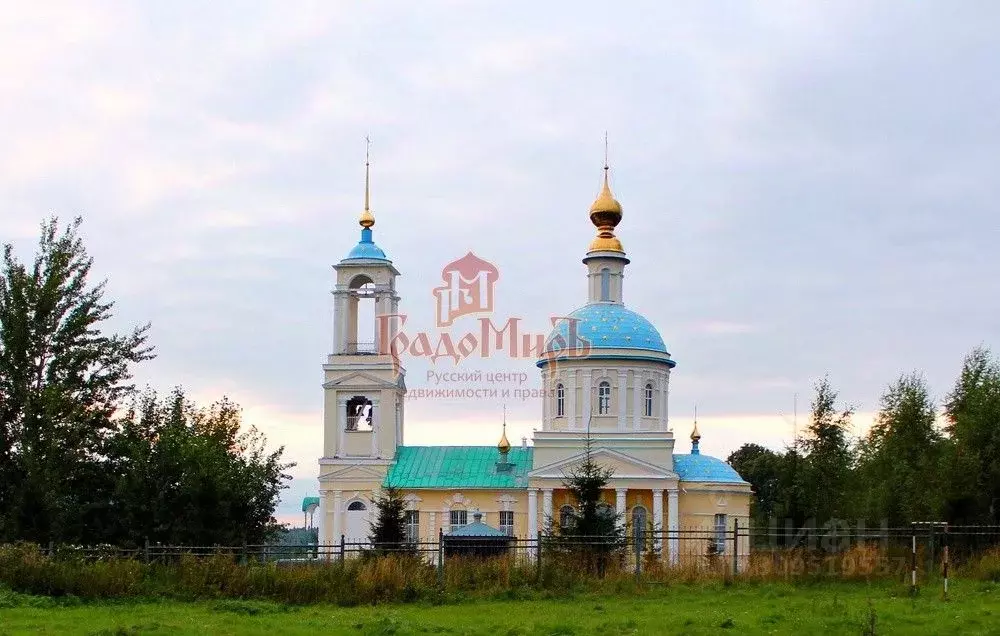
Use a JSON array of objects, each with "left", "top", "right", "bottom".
[
  {"left": 0, "top": 217, "right": 290, "bottom": 546},
  {"left": 728, "top": 353, "right": 1000, "bottom": 531}
]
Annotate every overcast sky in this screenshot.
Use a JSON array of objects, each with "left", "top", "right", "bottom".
[{"left": 2, "top": 2, "right": 997, "bottom": 524}]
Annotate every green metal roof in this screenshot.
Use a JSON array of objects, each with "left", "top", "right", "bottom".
[
  {"left": 302, "top": 496, "right": 319, "bottom": 512},
  {"left": 385, "top": 446, "right": 532, "bottom": 489}
]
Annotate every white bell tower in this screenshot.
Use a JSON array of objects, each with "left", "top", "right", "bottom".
[{"left": 318, "top": 146, "right": 406, "bottom": 547}]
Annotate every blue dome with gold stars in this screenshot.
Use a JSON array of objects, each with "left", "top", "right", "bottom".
[{"left": 541, "top": 303, "right": 672, "bottom": 361}]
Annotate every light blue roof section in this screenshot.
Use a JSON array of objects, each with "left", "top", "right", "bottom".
[
  {"left": 344, "top": 227, "right": 389, "bottom": 261},
  {"left": 542, "top": 303, "right": 670, "bottom": 356},
  {"left": 385, "top": 446, "right": 532, "bottom": 489},
  {"left": 673, "top": 454, "right": 748, "bottom": 484},
  {"left": 302, "top": 496, "right": 319, "bottom": 512},
  {"left": 446, "top": 517, "right": 510, "bottom": 538}
]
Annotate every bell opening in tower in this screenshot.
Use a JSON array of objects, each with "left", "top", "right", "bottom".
[
  {"left": 347, "top": 274, "right": 378, "bottom": 355},
  {"left": 345, "top": 395, "right": 373, "bottom": 431}
]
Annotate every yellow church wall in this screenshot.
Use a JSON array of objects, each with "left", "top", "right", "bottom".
[
  {"left": 676, "top": 485, "right": 751, "bottom": 563},
  {"left": 397, "top": 489, "right": 532, "bottom": 542}
]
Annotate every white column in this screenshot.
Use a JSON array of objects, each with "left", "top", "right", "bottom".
[
  {"left": 527, "top": 489, "right": 538, "bottom": 558},
  {"left": 428, "top": 511, "right": 437, "bottom": 540},
  {"left": 615, "top": 488, "right": 627, "bottom": 531},
  {"left": 567, "top": 371, "right": 577, "bottom": 430},
  {"left": 652, "top": 488, "right": 664, "bottom": 555},
  {"left": 581, "top": 371, "right": 592, "bottom": 427},
  {"left": 617, "top": 370, "right": 628, "bottom": 431},
  {"left": 373, "top": 293, "right": 385, "bottom": 352},
  {"left": 542, "top": 488, "right": 553, "bottom": 530},
  {"left": 337, "top": 398, "right": 347, "bottom": 456},
  {"left": 668, "top": 488, "right": 679, "bottom": 565},
  {"left": 333, "top": 290, "right": 348, "bottom": 354},
  {"left": 659, "top": 371, "right": 668, "bottom": 431}
]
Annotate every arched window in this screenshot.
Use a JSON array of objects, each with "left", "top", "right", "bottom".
[
  {"left": 632, "top": 506, "right": 648, "bottom": 548},
  {"left": 347, "top": 501, "right": 367, "bottom": 511},
  {"left": 600, "top": 268, "right": 611, "bottom": 301},
  {"left": 644, "top": 383, "right": 654, "bottom": 417},
  {"left": 559, "top": 505, "right": 575, "bottom": 529},
  {"left": 598, "top": 381, "right": 611, "bottom": 415},
  {"left": 556, "top": 383, "right": 565, "bottom": 417}
]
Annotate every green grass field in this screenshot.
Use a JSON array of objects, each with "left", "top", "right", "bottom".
[{"left": 1, "top": 581, "right": 998, "bottom": 635}]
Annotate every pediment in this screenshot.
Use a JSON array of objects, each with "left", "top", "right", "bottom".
[
  {"left": 322, "top": 463, "right": 388, "bottom": 481},
  {"left": 323, "top": 371, "right": 400, "bottom": 390},
  {"left": 529, "top": 447, "right": 677, "bottom": 480}
]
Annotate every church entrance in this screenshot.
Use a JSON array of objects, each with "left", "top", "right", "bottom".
[{"left": 345, "top": 500, "right": 371, "bottom": 543}]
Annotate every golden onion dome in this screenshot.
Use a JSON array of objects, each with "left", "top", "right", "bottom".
[
  {"left": 691, "top": 420, "right": 701, "bottom": 442},
  {"left": 359, "top": 207, "right": 375, "bottom": 228},
  {"left": 498, "top": 422, "right": 511, "bottom": 454},
  {"left": 587, "top": 166, "right": 625, "bottom": 254},
  {"left": 589, "top": 169, "right": 623, "bottom": 217}
]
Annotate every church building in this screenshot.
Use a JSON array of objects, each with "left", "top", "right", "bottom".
[{"left": 307, "top": 155, "right": 751, "bottom": 561}]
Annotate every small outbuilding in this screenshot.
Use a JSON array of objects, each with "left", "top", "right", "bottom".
[{"left": 443, "top": 511, "right": 514, "bottom": 557}]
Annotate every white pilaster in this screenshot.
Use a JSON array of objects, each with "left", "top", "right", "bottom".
[
  {"left": 332, "top": 490, "right": 343, "bottom": 544},
  {"left": 659, "top": 372, "right": 668, "bottom": 431},
  {"left": 652, "top": 488, "right": 664, "bottom": 554},
  {"left": 370, "top": 398, "right": 380, "bottom": 457},
  {"left": 664, "top": 370, "right": 671, "bottom": 430},
  {"left": 318, "top": 489, "right": 329, "bottom": 555},
  {"left": 527, "top": 489, "right": 538, "bottom": 558},
  {"left": 617, "top": 370, "right": 628, "bottom": 431},
  {"left": 668, "top": 488, "right": 679, "bottom": 565},
  {"left": 429, "top": 511, "right": 437, "bottom": 538},
  {"left": 581, "top": 371, "right": 592, "bottom": 427},
  {"left": 542, "top": 489, "right": 553, "bottom": 530},
  {"left": 567, "top": 371, "right": 577, "bottom": 430},
  {"left": 337, "top": 397, "right": 347, "bottom": 456},
  {"left": 632, "top": 371, "right": 642, "bottom": 430},
  {"left": 615, "top": 488, "right": 627, "bottom": 530}
]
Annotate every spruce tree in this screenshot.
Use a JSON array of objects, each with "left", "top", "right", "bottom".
[
  {"left": 369, "top": 485, "right": 410, "bottom": 553},
  {"left": 554, "top": 424, "right": 624, "bottom": 570}
]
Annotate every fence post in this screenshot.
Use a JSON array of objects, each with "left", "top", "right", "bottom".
[
  {"left": 634, "top": 532, "right": 641, "bottom": 580},
  {"left": 48, "top": 540, "right": 54, "bottom": 558},
  {"left": 536, "top": 531, "right": 543, "bottom": 580},
  {"left": 733, "top": 519, "right": 739, "bottom": 576},
  {"left": 927, "top": 523, "right": 936, "bottom": 579},
  {"left": 144, "top": 537, "right": 150, "bottom": 564},
  {"left": 437, "top": 528, "right": 444, "bottom": 587},
  {"left": 910, "top": 526, "right": 918, "bottom": 593},
  {"left": 339, "top": 534, "right": 345, "bottom": 564},
  {"left": 942, "top": 523, "right": 950, "bottom": 597}
]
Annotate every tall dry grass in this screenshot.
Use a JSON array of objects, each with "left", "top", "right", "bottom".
[{"left": 0, "top": 541, "right": 976, "bottom": 604}]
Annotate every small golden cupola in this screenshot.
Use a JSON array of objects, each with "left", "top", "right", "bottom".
[
  {"left": 498, "top": 420, "right": 511, "bottom": 455},
  {"left": 691, "top": 418, "right": 702, "bottom": 455},
  {"left": 588, "top": 156, "right": 624, "bottom": 253}
]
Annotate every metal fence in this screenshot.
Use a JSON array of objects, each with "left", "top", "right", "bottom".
[{"left": 31, "top": 522, "right": 1000, "bottom": 584}]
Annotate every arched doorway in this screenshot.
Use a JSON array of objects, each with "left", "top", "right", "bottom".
[{"left": 345, "top": 500, "right": 370, "bottom": 542}]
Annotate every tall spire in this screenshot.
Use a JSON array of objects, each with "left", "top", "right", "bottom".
[
  {"left": 359, "top": 136, "right": 375, "bottom": 229},
  {"left": 588, "top": 132, "right": 624, "bottom": 253}
]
